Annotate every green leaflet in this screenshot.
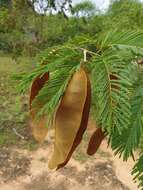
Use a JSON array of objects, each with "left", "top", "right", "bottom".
[
  {"left": 91, "top": 51, "right": 133, "bottom": 134},
  {"left": 111, "top": 73, "right": 143, "bottom": 161}
]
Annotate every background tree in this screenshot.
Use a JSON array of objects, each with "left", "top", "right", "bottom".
[
  {"left": 72, "top": 0, "right": 96, "bottom": 17},
  {"left": 106, "top": 0, "right": 143, "bottom": 30}
]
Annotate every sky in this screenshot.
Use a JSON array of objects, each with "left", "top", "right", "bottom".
[
  {"left": 35, "top": 0, "right": 143, "bottom": 14},
  {"left": 73, "top": 0, "right": 143, "bottom": 10},
  {"left": 35, "top": 0, "right": 110, "bottom": 14},
  {"left": 93, "top": 0, "right": 110, "bottom": 10},
  {"left": 72, "top": 0, "right": 110, "bottom": 10}
]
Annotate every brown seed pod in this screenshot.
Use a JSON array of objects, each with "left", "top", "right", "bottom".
[
  {"left": 48, "top": 68, "right": 91, "bottom": 170},
  {"left": 29, "top": 73, "right": 49, "bottom": 143},
  {"left": 137, "top": 59, "right": 143, "bottom": 65},
  {"left": 29, "top": 73, "right": 49, "bottom": 108},
  {"left": 87, "top": 127, "right": 106, "bottom": 156},
  {"left": 110, "top": 74, "right": 119, "bottom": 90}
]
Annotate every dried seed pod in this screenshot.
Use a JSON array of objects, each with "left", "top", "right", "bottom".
[
  {"left": 87, "top": 127, "right": 106, "bottom": 156},
  {"left": 137, "top": 59, "right": 143, "bottom": 65},
  {"left": 29, "top": 73, "right": 49, "bottom": 108},
  {"left": 48, "top": 68, "right": 91, "bottom": 170},
  {"left": 29, "top": 73, "right": 49, "bottom": 143},
  {"left": 110, "top": 74, "right": 119, "bottom": 90}
]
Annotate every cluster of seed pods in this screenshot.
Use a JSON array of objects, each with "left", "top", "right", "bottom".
[{"left": 29, "top": 67, "right": 105, "bottom": 170}]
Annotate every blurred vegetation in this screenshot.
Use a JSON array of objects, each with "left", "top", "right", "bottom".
[
  {"left": 0, "top": 0, "right": 143, "bottom": 58},
  {"left": 0, "top": 56, "right": 37, "bottom": 148}
]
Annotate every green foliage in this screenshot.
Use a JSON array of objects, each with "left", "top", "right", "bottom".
[
  {"left": 0, "top": 56, "right": 34, "bottom": 147},
  {"left": 132, "top": 154, "right": 143, "bottom": 188},
  {"left": 1, "top": 0, "right": 143, "bottom": 56},
  {"left": 0, "top": 0, "right": 12, "bottom": 9},
  {"left": 16, "top": 30, "right": 143, "bottom": 187},
  {"left": 72, "top": 0, "right": 96, "bottom": 17},
  {"left": 111, "top": 72, "right": 143, "bottom": 160},
  {"left": 91, "top": 51, "right": 132, "bottom": 133},
  {"left": 108, "top": 0, "right": 143, "bottom": 30},
  {"left": 97, "top": 30, "right": 143, "bottom": 51}
]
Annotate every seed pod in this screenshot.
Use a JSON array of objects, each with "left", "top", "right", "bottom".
[
  {"left": 87, "top": 127, "right": 106, "bottom": 156},
  {"left": 110, "top": 74, "right": 118, "bottom": 90},
  {"left": 29, "top": 73, "right": 49, "bottom": 143},
  {"left": 137, "top": 59, "right": 143, "bottom": 65},
  {"left": 48, "top": 68, "right": 91, "bottom": 170}
]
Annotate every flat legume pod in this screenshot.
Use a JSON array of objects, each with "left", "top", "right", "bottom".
[
  {"left": 48, "top": 68, "right": 91, "bottom": 169},
  {"left": 87, "top": 128, "right": 106, "bottom": 155},
  {"left": 29, "top": 73, "right": 49, "bottom": 143}
]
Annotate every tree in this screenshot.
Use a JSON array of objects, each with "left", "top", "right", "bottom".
[
  {"left": 0, "top": 0, "right": 73, "bottom": 17},
  {"left": 107, "top": 0, "right": 143, "bottom": 30},
  {"left": 72, "top": 0, "right": 96, "bottom": 17},
  {"left": 27, "top": 0, "right": 72, "bottom": 18},
  {"left": 0, "top": 0, "right": 75, "bottom": 55},
  {"left": 17, "top": 30, "right": 143, "bottom": 188},
  {"left": 0, "top": 0, "right": 12, "bottom": 9}
]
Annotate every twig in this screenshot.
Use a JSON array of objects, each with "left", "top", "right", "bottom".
[
  {"left": 78, "top": 47, "right": 97, "bottom": 56},
  {"left": 12, "top": 128, "right": 25, "bottom": 140},
  {"left": 65, "top": 45, "right": 98, "bottom": 56},
  {"left": 84, "top": 49, "right": 87, "bottom": 62}
]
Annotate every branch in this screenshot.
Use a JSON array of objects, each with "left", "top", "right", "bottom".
[{"left": 12, "top": 128, "right": 25, "bottom": 140}]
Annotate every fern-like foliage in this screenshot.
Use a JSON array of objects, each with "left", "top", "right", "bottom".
[
  {"left": 91, "top": 50, "right": 134, "bottom": 133},
  {"left": 97, "top": 30, "right": 143, "bottom": 51},
  {"left": 111, "top": 71, "right": 143, "bottom": 160},
  {"left": 16, "top": 30, "right": 143, "bottom": 187},
  {"left": 19, "top": 46, "right": 84, "bottom": 125},
  {"left": 132, "top": 154, "right": 143, "bottom": 188}
]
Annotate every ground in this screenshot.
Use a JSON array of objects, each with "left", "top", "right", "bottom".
[{"left": 0, "top": 56, "right": 139, "bottom": 190}]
